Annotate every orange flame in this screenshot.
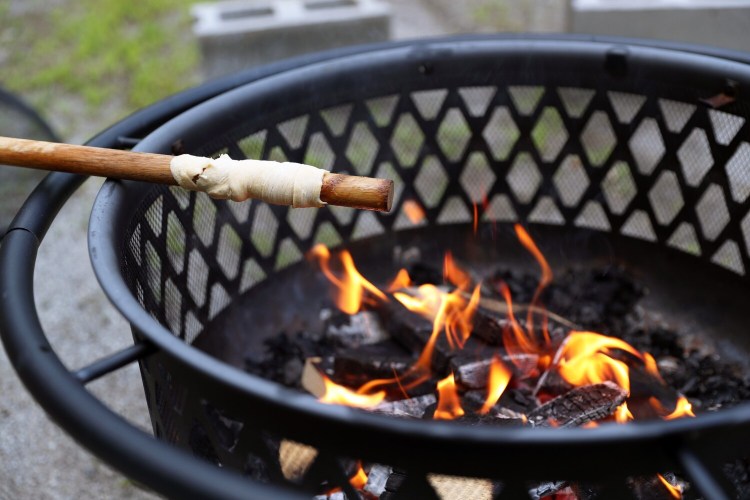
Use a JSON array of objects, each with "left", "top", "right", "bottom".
[
  {"left": 514, "top": 225, "right": 554, "bottom": 343},
  {"left": 350, "top": 461, "right": 368, "bottom": 490},
  {"left": 479, "top": 356, "right": 512, "bottom": 414},
  {"left": 473, "top": 202, "right": 479, "bottom": 236},
  {"left": 649, "top": 396, "right": 696, "bottom": 420},
  {"left": 657, "top": 474, "right": 682, "bottom": 499},
  {"left": 556, "top": 331, "right": 643, "bottom": 392},
  {"left": 434, "top": 372, "right": 465, "bottom": 420},
  {"left": 643, "top": 352, "right": 664, "bottom": 382},
  {"left": 309, "top": 244, "right": 387, "bottom": 314},
  {"left": 319, "top": 375, "right": 386, "bottom": 408},
  {"left": 615, "top": 402, "right": 634, "bottom": 424},
  {"left": 444, "top": 251, "right": 472, "bottom": 289},
  {"left": 498, "top": 282, "right": 540, "bottom": 376},
  {"left": 388, "top": 268, "right": 412, "bottom": 292},
  {"left": 403, "top": 199, "right": 426, "bottom": 224}
]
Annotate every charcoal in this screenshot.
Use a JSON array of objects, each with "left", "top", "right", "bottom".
[
  {"left": 324, "top": 309, "right": 389, "bottom": 348},
  {"left": 245, "top": 331, "right": 334, "bottom": 389},
  {"left": 372, "top": 394, "right": 436, "bottom": 418},
  {"left": 373, "top": 296, "right": 485, "bottom": 372},
  {"left": 364, "top": 464, "right": 392, "bottom": 497},
  {"left": 528, "top": 382, "right": 627, "bottom": 428},
  {"left": 407, "top": 261, "right": 443, "bottom": 285},
  {"left": 725, "top": 458, "right": 750, "bottom": 499},
  {"left": 461, "top": 390, "right": 528, "bottom": 421},
  {"left": 451, "top": 353, "right": 539, "bottom": 389},
  {"left": 383, "top": 468, "right": 409, "bottom": 494},
  {"left": 471, "top": 308, "right": 568, "bottom": 346},
  {"left": 331, "top": 341, "right": 414, "bottom": 388}
]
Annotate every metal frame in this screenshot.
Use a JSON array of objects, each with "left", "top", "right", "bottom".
[{"left": 3, "top": 35, "right": 750, "bottom": 499}]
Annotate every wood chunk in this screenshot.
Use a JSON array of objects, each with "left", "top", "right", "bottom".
[
  {"left": 373, "top": 297, "right": 484, "bottom": 372},
  {"left": 324, "top": 310, "right": 389, "bottom": 348},
  {"left": 363, "top": 464, "right": 392, "bottom": 497},
  {"left": 472, "top": 308, "right": 569, "bottom": 346},
  {"left": 331, "top": 341, "right": 413, "bottom": 388},
  {"left": 451, "top": 353, "right": 539, "bottom": 389},
  {"left": 527, "top": 381, "right": 627, "bottom": 428},
  {"left": 372, "top": 394, "right": 437, "bottom": 418}
]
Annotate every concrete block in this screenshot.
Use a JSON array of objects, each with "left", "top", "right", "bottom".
[
  {"left": 193, "top": 0, "right": 392, "bottom": 80},
  {"left": 571, "top": 0, "right": 750, "bottom": 53}
]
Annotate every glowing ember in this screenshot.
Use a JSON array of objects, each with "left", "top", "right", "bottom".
[
  {"left": 434, "top": 372, "right": 465, "bottom": 420},
  {"left": 657, "top": 473, "right": 683, "bottom": 499},
  {"left": 556, "top": 331, "right": 643, "bottom": 392},
  {"left": 615, "top": 402, "right": 634, "bottom": 424},
  {"left": 319, "top": 375, "right": 386, "bottom": 408},
  {"left": 403, "top": 199, "right": 426, "bottom": 224},
  {"left": 473, "top": 202, "right": 479, "bottom": 235},
  {"left": 309, "top": 244, "right": 386, "bottom": 314},
  {"left": 479, "top": 356, "right": 512, "bottom": 415}
]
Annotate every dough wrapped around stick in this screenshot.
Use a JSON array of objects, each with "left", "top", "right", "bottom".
[{"left": 171, "top": 154, "right": 326, "bottom": 208}]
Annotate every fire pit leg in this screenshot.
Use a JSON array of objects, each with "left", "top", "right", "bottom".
[{"left": 677, "top": 448, "right": 732, "bottom": 500}]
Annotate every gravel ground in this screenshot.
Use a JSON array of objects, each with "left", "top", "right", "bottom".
[{"left": 0, "top": 1, "right": 453, "bottom": 498}]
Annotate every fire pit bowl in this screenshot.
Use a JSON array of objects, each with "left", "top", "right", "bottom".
[{"left": 5, "top": 36, "right": 750, "bottom": 499}]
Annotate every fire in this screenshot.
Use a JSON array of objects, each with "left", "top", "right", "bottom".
[
  {"left": 479, "top": 356, "right": 512, "bottom": 415},
  {"left": 403, "top": 199, "right": 426, "bottom": 224},
  {"left": 319, "top": 375, "right": 386, "bottom": 408},
  {"left": 514, "top": 224, "right": 554, "bottom": 343},
  {"left": 657, "top": 473, "right": 683, "bottom": 499},
  {"left": 350, "top": 461, "right": 368, "bottom": 490},
  {"left": 556, "top": 331, "right": 644, "bottom": 392},
  {"left": 498, "top": 282, "right": 541, "bottom": 373},
  {"left": 388, "top": 268, "right": 412, "bottom": 292},
  {"left": 649, "top": 396, "right": 695, "bottom": 420},
  {"left": 444, "top": 251, "right": 472, "bottom": 289},
  {"left": 615, "top": 402, "right": 634, "bottom": 424},
  {"left": 473, "top": 202, "right": 479, "bottom": 235},
  {"left": 434, "top": 372, "right": 465, "bottom": 420},
  {"left": 309, "top": 244, "right": 386, "bottom": 314}
]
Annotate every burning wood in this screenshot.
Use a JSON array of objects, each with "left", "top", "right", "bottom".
[
  {"left": 373, "top": 394, "right": 436, "bottom": 418},
  {"left": 451, "top": 353, "right": 539, "bottom": 390},
  {"left": 322, "top": 309, "right": 389, "bottom": 348},
  {"left": 527, "top": 381, "right": 628, "bottom": 428}
]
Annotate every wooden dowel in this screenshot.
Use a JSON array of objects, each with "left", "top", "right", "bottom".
[{"left": 0, "top": 136, "right": 393, "bottom": 212}]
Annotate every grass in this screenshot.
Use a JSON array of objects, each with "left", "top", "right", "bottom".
[{"left": 1, "top": 0, "right": 199, "bottom": 139}]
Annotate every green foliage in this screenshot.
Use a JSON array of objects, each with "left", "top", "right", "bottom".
[{"left": 3, "top": 0, "right": 198, "bottom": 110}]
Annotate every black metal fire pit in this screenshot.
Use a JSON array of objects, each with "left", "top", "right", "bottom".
[{"left": 4, "top": 36, "right": 750, "bottom": 499}]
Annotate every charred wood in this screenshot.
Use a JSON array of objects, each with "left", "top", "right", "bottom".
[
  {"left": 451, "top": 353, "right": 539, "bottom": 390},
  {"left": 527, "top": 382, "right": 627, "bottom": 428}
]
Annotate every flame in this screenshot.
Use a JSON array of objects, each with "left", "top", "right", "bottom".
[
  {"left": 309, "top": 244, "right": 387, "bottom": 314},
  {"left": 350, "top": 461, "right": 368, "bottom": 490},
  {"left": 514, "top": 225, "right": 554, "bottom": 343},
  {"left": 479, "top": 356, "right": 512, "bottom": 415},
  {"left": 403, "top": 199, "right": 426, "bottom": 224},
  {"left": 388, "top": 268, "right": 412, "bottom": 292},
  {"left": 556, "top": 331, "right": 643, "bottom": 392},
  {"left": 434, "top": 372, "right": 465, "bottom": 420},
  {"left": 657, "top": 474, "right": 682, "bottom": 499},
  {"left": 643, "top": 352, "right": 664, "bottom": 382},
  {"left": 615, "top": 402, "right": 634, "bottom": 424},
  {"left": 319, "top": 375, "right": 386, "bottom": 408},
  {"left": 649, "top": 396, "right": 695, "bottom": 420},
  {"left": 473, "top": 202, "right": 479, "bottom": 235},
  {"left": 498, "top": 282, "right": 540, "bottom": 375},
  {"left": 444, "top": 251, "right": 472, "bottom": 289}
]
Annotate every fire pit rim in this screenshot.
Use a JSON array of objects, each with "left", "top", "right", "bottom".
[{"left": 89, "top": 36, "right": 750, "bottom": 449}]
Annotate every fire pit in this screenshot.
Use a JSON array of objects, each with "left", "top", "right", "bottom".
[{"left": 4, "top": 36, "right": 750, "bottom": 499}]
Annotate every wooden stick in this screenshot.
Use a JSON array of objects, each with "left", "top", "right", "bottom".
[{"left": 0, "top": 136, "right": 394, "bottom": 212}]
